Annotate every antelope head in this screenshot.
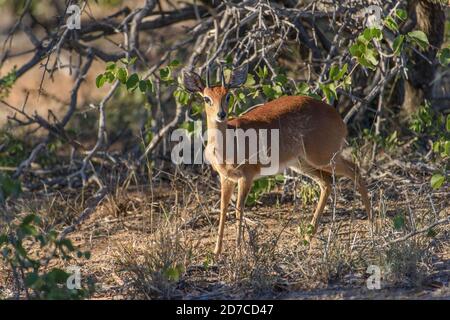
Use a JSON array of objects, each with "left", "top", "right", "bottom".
[{"left": 183, "top": 64, "right": 248, "bottom": 126}]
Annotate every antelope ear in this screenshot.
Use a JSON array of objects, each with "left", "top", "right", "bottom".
[
  {"left": 183, "top": 71, "right": 205, "bottom": 93},
  {"left": 228, "top": 64, "right": 248, "bottom": 88}
]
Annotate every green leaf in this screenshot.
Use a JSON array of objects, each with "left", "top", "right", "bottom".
[
  {"left": 364, "top": 49, "right": 379, "bottom": 66},
  {"left": 0, "top": 174, "right": 22, "bottom": 199},
  {"left": 438, "top": 48, "right": 450, "bottom": 66},
  {"left": 0, "top": 67, "right": 17, "bottom": 89},
  {"left": 444, "top": 141, "right": 450, "bottom": 157},
  {"left": 25, "top": 272, "right": 39, "bottom": 286},
  {"left": 273, "top": 74, "right": 288, "bottom": 86},
  {"left": 273, "top": 85, "right": 283, "bottom": 97},
  {"left": 105, "top": 62, "right": 116, "bottom": 71},
  {"left": 256, "top": 65, "right": 269, "bottom": 80},
  {"left": 296, "top": 82, "right": 310, "bottom": 95},
  {"left": 21, "top": 214, "right": 36, "bottom": 226},
  {"left": 138, "top": 80, "right": 147, "bottom": 93},
  {"left": 432, "top": 141, "right": 441, "bottom": 153},
  {"left": 95, "top": 74, "right": 106, "bottom": 88},
  {"left": 369, "top": 27, "right": 383, "bottom": 41},
  {"left": 47, "top": 268, "right": 70, "bottom": 283},
  {"left": 174, "top": 89, "right": 190, "bottom": 105},
  {"left": 237, "top": 91, "right": 246, "bottom": 103},
  {"left": 244, "top": 73, "right": 256, "bottom": 87},
  {"left": 349, "top": 43, "right": 364, "bottom": 58},
  {"left": 395, "top": 9, "right": 407, "bottom": 21},
  {"left": 359, "top": 32, "right": 370, "bottom": 45},
  {"left": 393, "top": 35, "right": 405, "bottom": 55},
  {"left": 120, "top": 57, "right": 136, "bottom": 65},
  {"left": 319, "top": 83, "right": 337, "bottom": 104},
  {"left": 59, "top": 238, "right": 75, "bottom": 252},
  {"left": 384, "top": 16, "right": 399, "bottom": 32},
  {"left": 129, "top": 57, "right": 137, "bottom": 65},
  {"left": 116, "top": 68, "right": 128, "bottom": 84},
  {"left": 407, "top": 30, "right": 429, "bottom": 50},
  {"left": 362, "top": 29, "right": 372, "bottom": 42},
  {"left": 338, "top": 63, "right": 348, "bottom": 79},
  {"left": 262, "top": 85, "right": 275, "bottom": 99},
  {"left": 431, "top": 173, "right": 445, "bottom": 190},
  {"left": 169, "top": 59, "right": 180, "bottom": 68},
  {"left": 329, "top": 64, "right": 348, "bottom": 81},
  {"left": 15, "top": 243, "right": 27, "bottom": 257},
  {"left": 126, "top": 73, "right": 139, "bottom": 91},
  {"left": 446, "top": 114, "right": 450, "bottom": 132},
  {"left": 159, "top": 67, "right": 171, "bottom": 81},
  {"left": 357, "top": 56, "right": 370, "bottom": 69},
  {"left": 20, "top": 224, "right": 38, "bottom": 236},
  {"left": 329, "top": 65, "right": 340, "bottom": 81},
  {"left": 0, "top": 234, "right": 8, "bottom": 246},
  {"left": 105, "top": 71, "right": 115, "bottom": 83}
]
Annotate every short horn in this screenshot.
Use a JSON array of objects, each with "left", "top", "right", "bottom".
[{"left": 220, "top": 65, "right": 225, "bottom": 87}]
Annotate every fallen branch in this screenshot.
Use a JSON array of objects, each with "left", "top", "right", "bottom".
[
  {"left": 386, "top": 211, "right": 450, "bottom": 246},
  {"left": 59, "top": 187, "right": 109, "bottom": 239}
]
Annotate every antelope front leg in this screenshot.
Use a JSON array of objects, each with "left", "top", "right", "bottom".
[
  {"left": 236, "top": 177, "right": 253, "bottom": 248},
  {"left": 214, "top": 176, "right": 235, "bottom": 257}
]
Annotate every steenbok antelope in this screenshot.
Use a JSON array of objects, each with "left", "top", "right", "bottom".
[{"left": 183, "top": 65, "right": 371, "bottom": 256}]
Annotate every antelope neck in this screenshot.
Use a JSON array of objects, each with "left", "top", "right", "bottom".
[{"left": 206, "top": 117, "right": 228, "bottom": 146}]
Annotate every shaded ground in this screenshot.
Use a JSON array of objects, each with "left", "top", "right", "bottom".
[
  {"left": 27, "top": 164, "right": 449, "bottom": 299},
  {"left": 1, "top": 158, "right": 449, "bottom": 300}
]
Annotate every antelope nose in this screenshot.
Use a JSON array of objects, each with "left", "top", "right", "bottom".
[{"left": 217, "top": 111, "right": 226, "bottom": 120}]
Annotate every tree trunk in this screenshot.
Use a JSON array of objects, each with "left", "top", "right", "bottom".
[{"left": 401, "top": 0, "right": 445, "bottom": 118}]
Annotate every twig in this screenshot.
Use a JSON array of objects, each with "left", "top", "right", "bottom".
[
  {"left": 386, "top": 213, "right": 450, "bottom": 246},
  {"left": 138, "top": 101, "right": 186, "bottom": 165},
  {"left": 59, "top": 187, "right": 109, "bottom": 239},
  {"left": 344, "top": 65, "right": 400, "bottom": 123}
]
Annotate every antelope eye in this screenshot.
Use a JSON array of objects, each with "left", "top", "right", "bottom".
[
  {"left": 225, "top": 93, "right": 230, "bottom": 104},
  {"left": 204, "top": 96, "right": 212, "bottom": 105}
]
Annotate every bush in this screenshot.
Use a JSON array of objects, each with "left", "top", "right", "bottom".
[{"left": 0, "top": 213, "right": 94, "bottom": 299}]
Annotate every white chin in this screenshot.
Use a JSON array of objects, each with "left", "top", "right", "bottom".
[{"left": 216, "top": 118, "right": 226, "bottom": 123}]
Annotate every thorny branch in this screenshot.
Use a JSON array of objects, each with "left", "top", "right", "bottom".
[{"left": 0, "top": 0, "right": 448, "bottom": 245}]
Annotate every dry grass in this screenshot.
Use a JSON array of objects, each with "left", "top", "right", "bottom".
[{"left": 1, "top": 158, "right": 449, "bottom": 300}]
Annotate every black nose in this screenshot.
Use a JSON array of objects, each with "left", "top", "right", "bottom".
[{"left": 217, "top": 111, "right": 226, "bottom": 119}]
